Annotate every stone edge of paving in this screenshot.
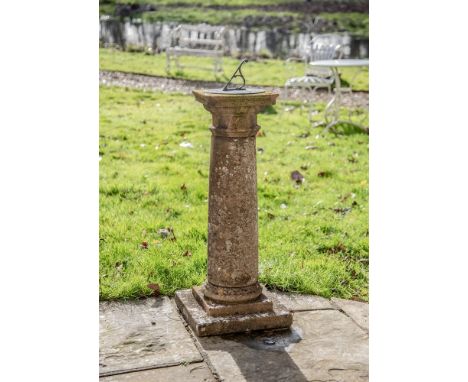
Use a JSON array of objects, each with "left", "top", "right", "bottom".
[{"left": 331, "top": 297, "right": 369, "bottom": 332}]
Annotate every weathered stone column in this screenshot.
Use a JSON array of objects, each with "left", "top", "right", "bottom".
[
  {"left": 200, "top": 90, "right": 268, "bottom": 304},
  {"left": 175, "top": 90, "right": 292, "bottom": 337}
]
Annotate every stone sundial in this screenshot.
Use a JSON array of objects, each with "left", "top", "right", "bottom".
[{"left": 175, "top": 60, "right": 292, "bottom": 336}]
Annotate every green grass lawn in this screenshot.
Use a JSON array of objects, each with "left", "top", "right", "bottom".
[
  {"left": 99, "top": 85, "right": 369, "bottom": 301},
  {"left": 140, "top": 10, "right": 367, "bottom": 36},
  {"left": 102, "top": 0, "right": 305, "bottom": 7},
  {"left": 100, "top": 1, "right": 369, "bottom": 37},
  {"left": 99, "top": 48, "right": 369, "bottom": 91}
]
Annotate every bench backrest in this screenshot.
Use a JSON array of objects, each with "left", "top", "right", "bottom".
[
  {"left": 306, "top": 38, "right": 344, "bottom": 78},
  {"left": 170, "top": 24, "right": 225, "bottom": 51}
]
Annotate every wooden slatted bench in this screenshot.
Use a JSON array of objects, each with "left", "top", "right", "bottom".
[{"left": 166, "top": 24, "right": 226, "bottom": 74}]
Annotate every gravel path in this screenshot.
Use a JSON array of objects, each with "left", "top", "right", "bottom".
[{"left": 100, "top": 70, "right": 369, "bottom": 109}]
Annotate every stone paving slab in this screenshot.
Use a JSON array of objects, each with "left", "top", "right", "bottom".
[
  {"left": 195, "top": 309, "right": 368, "bottom": 382},
  {"left": 99, "top": 297, "right": 203, "bottom": 376},
  {"left": 100, "top": 363, "right": 215, "bottom": 382},
  {"left": 331, "top": 298, "right": 369, "bottom": 331},
  {"left": 265, "top": 290, "right": 336, "bottom": 312}
]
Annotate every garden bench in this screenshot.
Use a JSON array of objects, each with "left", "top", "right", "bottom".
[{"left": 166, "top": 24, "right": 225, "bottom": 74}]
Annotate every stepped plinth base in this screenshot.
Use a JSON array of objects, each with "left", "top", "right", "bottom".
[{"left": 175, "top": 289, "right": 293, "bottom": 337}]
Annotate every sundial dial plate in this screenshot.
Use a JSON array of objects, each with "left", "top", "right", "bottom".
[
  {"left": 204, "top": 59, "right": 265, "bottom": 95},
  {"left": 205, "top": 87, "right": 265, "bottom": 95}
]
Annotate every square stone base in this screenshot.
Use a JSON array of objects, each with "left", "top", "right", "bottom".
[
  {"left": 175, "top": 289, "right": 293, "bottom": 337},
  {"left": 192, "top": 286, "right": 273, "bottom": 317}
]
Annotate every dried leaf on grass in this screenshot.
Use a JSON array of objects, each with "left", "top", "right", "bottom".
[
  {"left": 290, "top": 170, "right": 304, "bottom": 184},
  {"left": 333, "top": 207, "right": 352, "bottom": 216},
  {"left": 317, "top": 170, "right": 332, "bottom": 178},
  {"left": 147, "top": 283, "right": 160, "bottom": 297},
  {"left": 267, "top": 212, "right": 276, "bottom": 220}
]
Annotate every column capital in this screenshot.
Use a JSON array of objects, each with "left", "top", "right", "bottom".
[{"left": 193, "top": 90, "right": 279, "bottom": 138}]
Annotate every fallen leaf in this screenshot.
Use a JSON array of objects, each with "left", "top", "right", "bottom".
[
  {"left": 180, "top": 183, "right": 187, "bottom": 192},
  {"left": 140, "top": 241, "right": 149, "bottom": 249},
  {"left": 147, "top": 283, "right": 160, "bottom": 297},
  {"left": 183, "top": 250, "right": 192, "bottom": 257},
  {"left": 257, "top": 147, "right": 264, "bottom": 154},
  {"left": 256, "top": 130, "right": 266, "bottom": 137},
  {"left": 267, "top": 212, "right": 276, "bottom": 220},
  {"left": 305, "top": 145, "right": 318, "bottom": 150},
  {"left": 326, "top": 243, "right": 347, "bottom": 254},
  {"left": 317, "top": 170, "right": 332, "bottom": 178},
  {"left": 290, "top": 170, "right": 304, "bottom": 184},
  {"left": 339, "top": 192, "right": 356, "bottom": 202},
  {"left": 333, "top": 207, "right": 352, "bottom": 216}
]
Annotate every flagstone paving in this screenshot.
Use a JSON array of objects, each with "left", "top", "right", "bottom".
[
  {"left": 331, "top": 297, "right": 369, "bottom": 332},
  {"left": 99, "top": 297, "right": 203, "bottom": 376},
  {"left": 100, "top": 363, "right": 215, "bottom": 382},
  {"left": 266, "top": 290, "right": 335, "bottom": 312},
  {"left": 99, "top": 292, "right": 369, "bottom": 381}
]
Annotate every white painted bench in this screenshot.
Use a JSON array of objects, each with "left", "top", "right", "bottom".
[{"left": 166, "top": 24, "right": 225, "bottom": 74}]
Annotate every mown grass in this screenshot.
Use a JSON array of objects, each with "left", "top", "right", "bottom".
[
  {"left": 140, "top": 7, "right": 299, "bottom": 28},
  {"left": 99, "top": 48, "right": 369, "bottom": 91},
  {"left": 99, "top": 0, "right": 369, "bottom": 36},
  {"left": 99, "top": 86, "right": 368, "bottom": 301},
  {"left": 140, "top": 9, "right": 368, "bottom": 36},
  {"left": 102, "top": 0, "right": 322, "bottom": 9}
]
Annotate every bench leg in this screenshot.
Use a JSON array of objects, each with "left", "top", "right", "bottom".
[{"left": 213, "top": 57, "right": 222, "bottom": 75}]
